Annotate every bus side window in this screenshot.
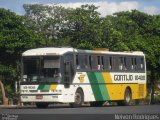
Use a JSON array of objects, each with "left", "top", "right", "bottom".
[
  {"left": 134, "top": 58, "right": 137, "bottom": 70},
  {"left": 119, "top": 57, "right": 123, "bottom": 70},
  {"left": 119, "top": 57, "right": 127, "bottom": 71},
  {"left": 131, "top": 58, "right": 134, "bottom": 70},
  {"left": 91, "top": 55, "right": 98, "bottom": 70},
  {"left": 96, "top": 56, "right": 104, "bottom": 70},
  {"left": 103, "top": 56, "right": 109, "bottom": 70},
  {"left": 109, "top": 57, "right": 112, "bottom": 70},
  {"left": 131, "top": 57, "right": 137, "bottom": 70},
  {"left": 97, "top": 56, "right": 101, "bottom": 70},
  {"left": 79, "top": 55, "right": 84, "bottom": 69},
  {"left": 84, "top": 55, "right": 89, "bottom": 69},
  {"left": 126, "top": 57, "right": 131, "bottom": 70},
  {"left": 77, "top": 54, "right": 89, "bottom": 70},
  {"left": 101, "top": 56, "right": 104, "bottom": 70},
  {"left": 76, "top": 55, "right": 80, "bottom": 69},
  {"left": 123, "top": 57, "right": 127, "bottom": 70},
  {"left": 112, "top": 57, "right": 118, "bottom": 71},
  {"left": 140, "top": 58, "right": 144, "bottom": 70},
  {"left": 137, "top": 57, "right": 144, "bottom": 71},
  {"left": 89, "top": 56, "right": 92, "bottom": 69}
]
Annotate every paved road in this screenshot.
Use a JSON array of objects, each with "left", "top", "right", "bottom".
[
  {"left": 0, "top": 104, "right": 160, "bottom": 114},
  {"left": 1, "top": 105, "right": 160, "bottom": 120}
]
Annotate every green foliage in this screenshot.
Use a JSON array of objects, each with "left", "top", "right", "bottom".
[
  {"left": 0, "top": 5, "right": 160, "bottom": 96},
  {"left": 63, "top": 5, "right": 101, "bottom": 48},
  {"left": 0, "top": 8, "right": 44, "bottom": 89},
  {"left": 23, "top": 4, "right": 70, "bottom": 46},
  {"left": 106, "top": 10, "right": 160, "bottom": 69}
]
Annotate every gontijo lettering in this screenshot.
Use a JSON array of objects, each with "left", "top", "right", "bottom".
[{"left": 114, "top": 75, "right": 133, "bottom": 81}]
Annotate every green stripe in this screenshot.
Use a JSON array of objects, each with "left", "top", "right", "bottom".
[
  {"left": 37, "top": 85, "right": 45, "bottom": 90},
  {"left": 95, "top": 72, "right": 109, "bottom": 100},
  {"left": 37, "top": 85, "right": 50, "bottom": 90},
  {"left": 42, "top": 85, "right": 50, "bottom": 90},
  {"left": 87, "top": 72, "right": 103, "bottom": 101}
]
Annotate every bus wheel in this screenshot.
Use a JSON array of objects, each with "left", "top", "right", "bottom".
[
  {"left": 36, "top": 102, "right": 49, "bottom": 108},
  {"left": 70, "top": 89, "right": 84, "bottom": 107},
  {"left": 117, "top": 88, "right": 132, "bottom": 106},
  {"left": 124, "top": 88, "right": 132, "bottom": 105}
]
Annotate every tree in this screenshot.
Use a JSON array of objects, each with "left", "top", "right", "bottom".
[
  {"left": 0, "top": 8, "right": 44, "bottom": 95},
  {"left": 106, "top": 10, "right": 160, "bottom": 103},
  {"left": 61, "top": 4, "right": 102, "bottom": 49},
  {"left": 23, "top": 5, "right": 160, "bottom": 104},
  {"left": 23, "top": 4, "right": 70, "bottom": 46}
]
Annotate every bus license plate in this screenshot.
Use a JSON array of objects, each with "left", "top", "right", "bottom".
[{"left": 36, "top": 95, "right": 43, "bottom": 99}]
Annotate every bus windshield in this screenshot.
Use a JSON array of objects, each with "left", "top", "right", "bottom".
[{"left": 22, "top": 56, "right": 61, "bottom": 83}]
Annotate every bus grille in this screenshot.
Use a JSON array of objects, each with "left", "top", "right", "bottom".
[
  {"left": 29, "top": 90, "right": 38, "bottom": 92},
  {"left": 40, "top": 90, "right": 49, "bottom": 92}
]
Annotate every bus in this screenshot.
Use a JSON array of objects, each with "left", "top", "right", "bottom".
[{"left": 20, "top": 47, "right": 147, "bottom": 108}]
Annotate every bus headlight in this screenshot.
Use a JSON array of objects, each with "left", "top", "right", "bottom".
[
  {"left": 21, "top": 90, "right": 28, "bottom": 93},
  {"left": 51, "top": 89, "right": 62, "bottom": 93},
  {"left": 21, "top": 96, "right": 28, "bottom": 99}
]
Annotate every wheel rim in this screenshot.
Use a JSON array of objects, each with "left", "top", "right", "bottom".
[
  {"left": 126, "top": 91, "right": 131, "bottom": 103},
  {"left": 75, "top": 92, "right": 81, "bottom": 104}
]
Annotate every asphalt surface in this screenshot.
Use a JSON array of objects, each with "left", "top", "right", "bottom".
[
  {"left": 1, "top": 104, "right": 160, "bottom": 120},
  {"left": 0, "top": 104, "right": 160, "bottom": 114}
]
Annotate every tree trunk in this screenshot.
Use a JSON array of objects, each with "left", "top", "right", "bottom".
[{"left": 0, "top": 80, "right": 8, "bottom": 105}]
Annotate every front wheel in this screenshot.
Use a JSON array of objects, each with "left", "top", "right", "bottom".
[{"left": 70, "top": 89, "right": 84, "bottom": 107}]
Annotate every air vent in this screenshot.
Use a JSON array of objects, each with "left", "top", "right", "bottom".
[
  {"left": 138, "top": 84, "right": 144, "bottom": 97},
  {"left": 40, "top": 90, "right": 49, "bottom": 92},
  {"left": 29, "top": 90, "right": 38, "bottom": 92}
]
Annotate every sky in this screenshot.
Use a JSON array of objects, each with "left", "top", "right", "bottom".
[{"left": 0, "top": 0, "right": 160, "bottom": 16}]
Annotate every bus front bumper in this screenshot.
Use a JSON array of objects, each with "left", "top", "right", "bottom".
[{"left": 20, "top": 94, "right": 63, "bottom": 102}]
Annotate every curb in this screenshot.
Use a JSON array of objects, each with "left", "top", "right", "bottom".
[{"left": 0, "top": 105, "right": 21, "bottom": 108}]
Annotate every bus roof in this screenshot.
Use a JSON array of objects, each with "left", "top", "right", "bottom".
[
  {"left": 22, "top": 47, "right": 74, "bottom": 56},
  {"left": 75, "top": 49, "right": 144, "bottom": 56},
  {"left": 22, "top": 47, "right": 144, "bottom": 56}
]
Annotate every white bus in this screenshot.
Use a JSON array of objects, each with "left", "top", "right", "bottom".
[{"left": 20, "top": 47, "right": 147, "bottom": 108}]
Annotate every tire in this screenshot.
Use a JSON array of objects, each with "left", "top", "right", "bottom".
[
  {"left": 117, "top": 88, "right": 132, "bottom": 106},
  {"left": 124, "top": 88, "right": 132, "bottom": 105},
  {"left": 90, "top": 101, "right": 104, "bottom": 107},
  {"left": 36, "top": 102, "right": 49, "bottom": 108},
  {"left": 70, "top": 89, "right": 84, "bottom": 107}
]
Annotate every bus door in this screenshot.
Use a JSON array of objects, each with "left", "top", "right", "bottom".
[
  {"left": 63, "top": 53, "right": 74, "bottom": 88},
  {"left": 64, "top": 61, "right": 72, "bottom": 88}
]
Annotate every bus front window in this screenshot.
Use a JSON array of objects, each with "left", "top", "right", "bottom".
[
  {"left": 23, "top": 58, "right": 40, "bottom": 82},
  {"left": 22, "top": 56, "right": 62, "bottom": 83}
]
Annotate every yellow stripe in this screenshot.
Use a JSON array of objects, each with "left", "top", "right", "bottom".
[
  {"left": 106, "top": 84, "right": 147, "bottom": 100},
  {"left": 102, "top": 72, "right": 147, "bottom": 100},
  {"left": 50, "top": 84, "right": 57, "bottom": 90},
  {"left": 102, "top": 72, "right": 112, "bottom": 83}
]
